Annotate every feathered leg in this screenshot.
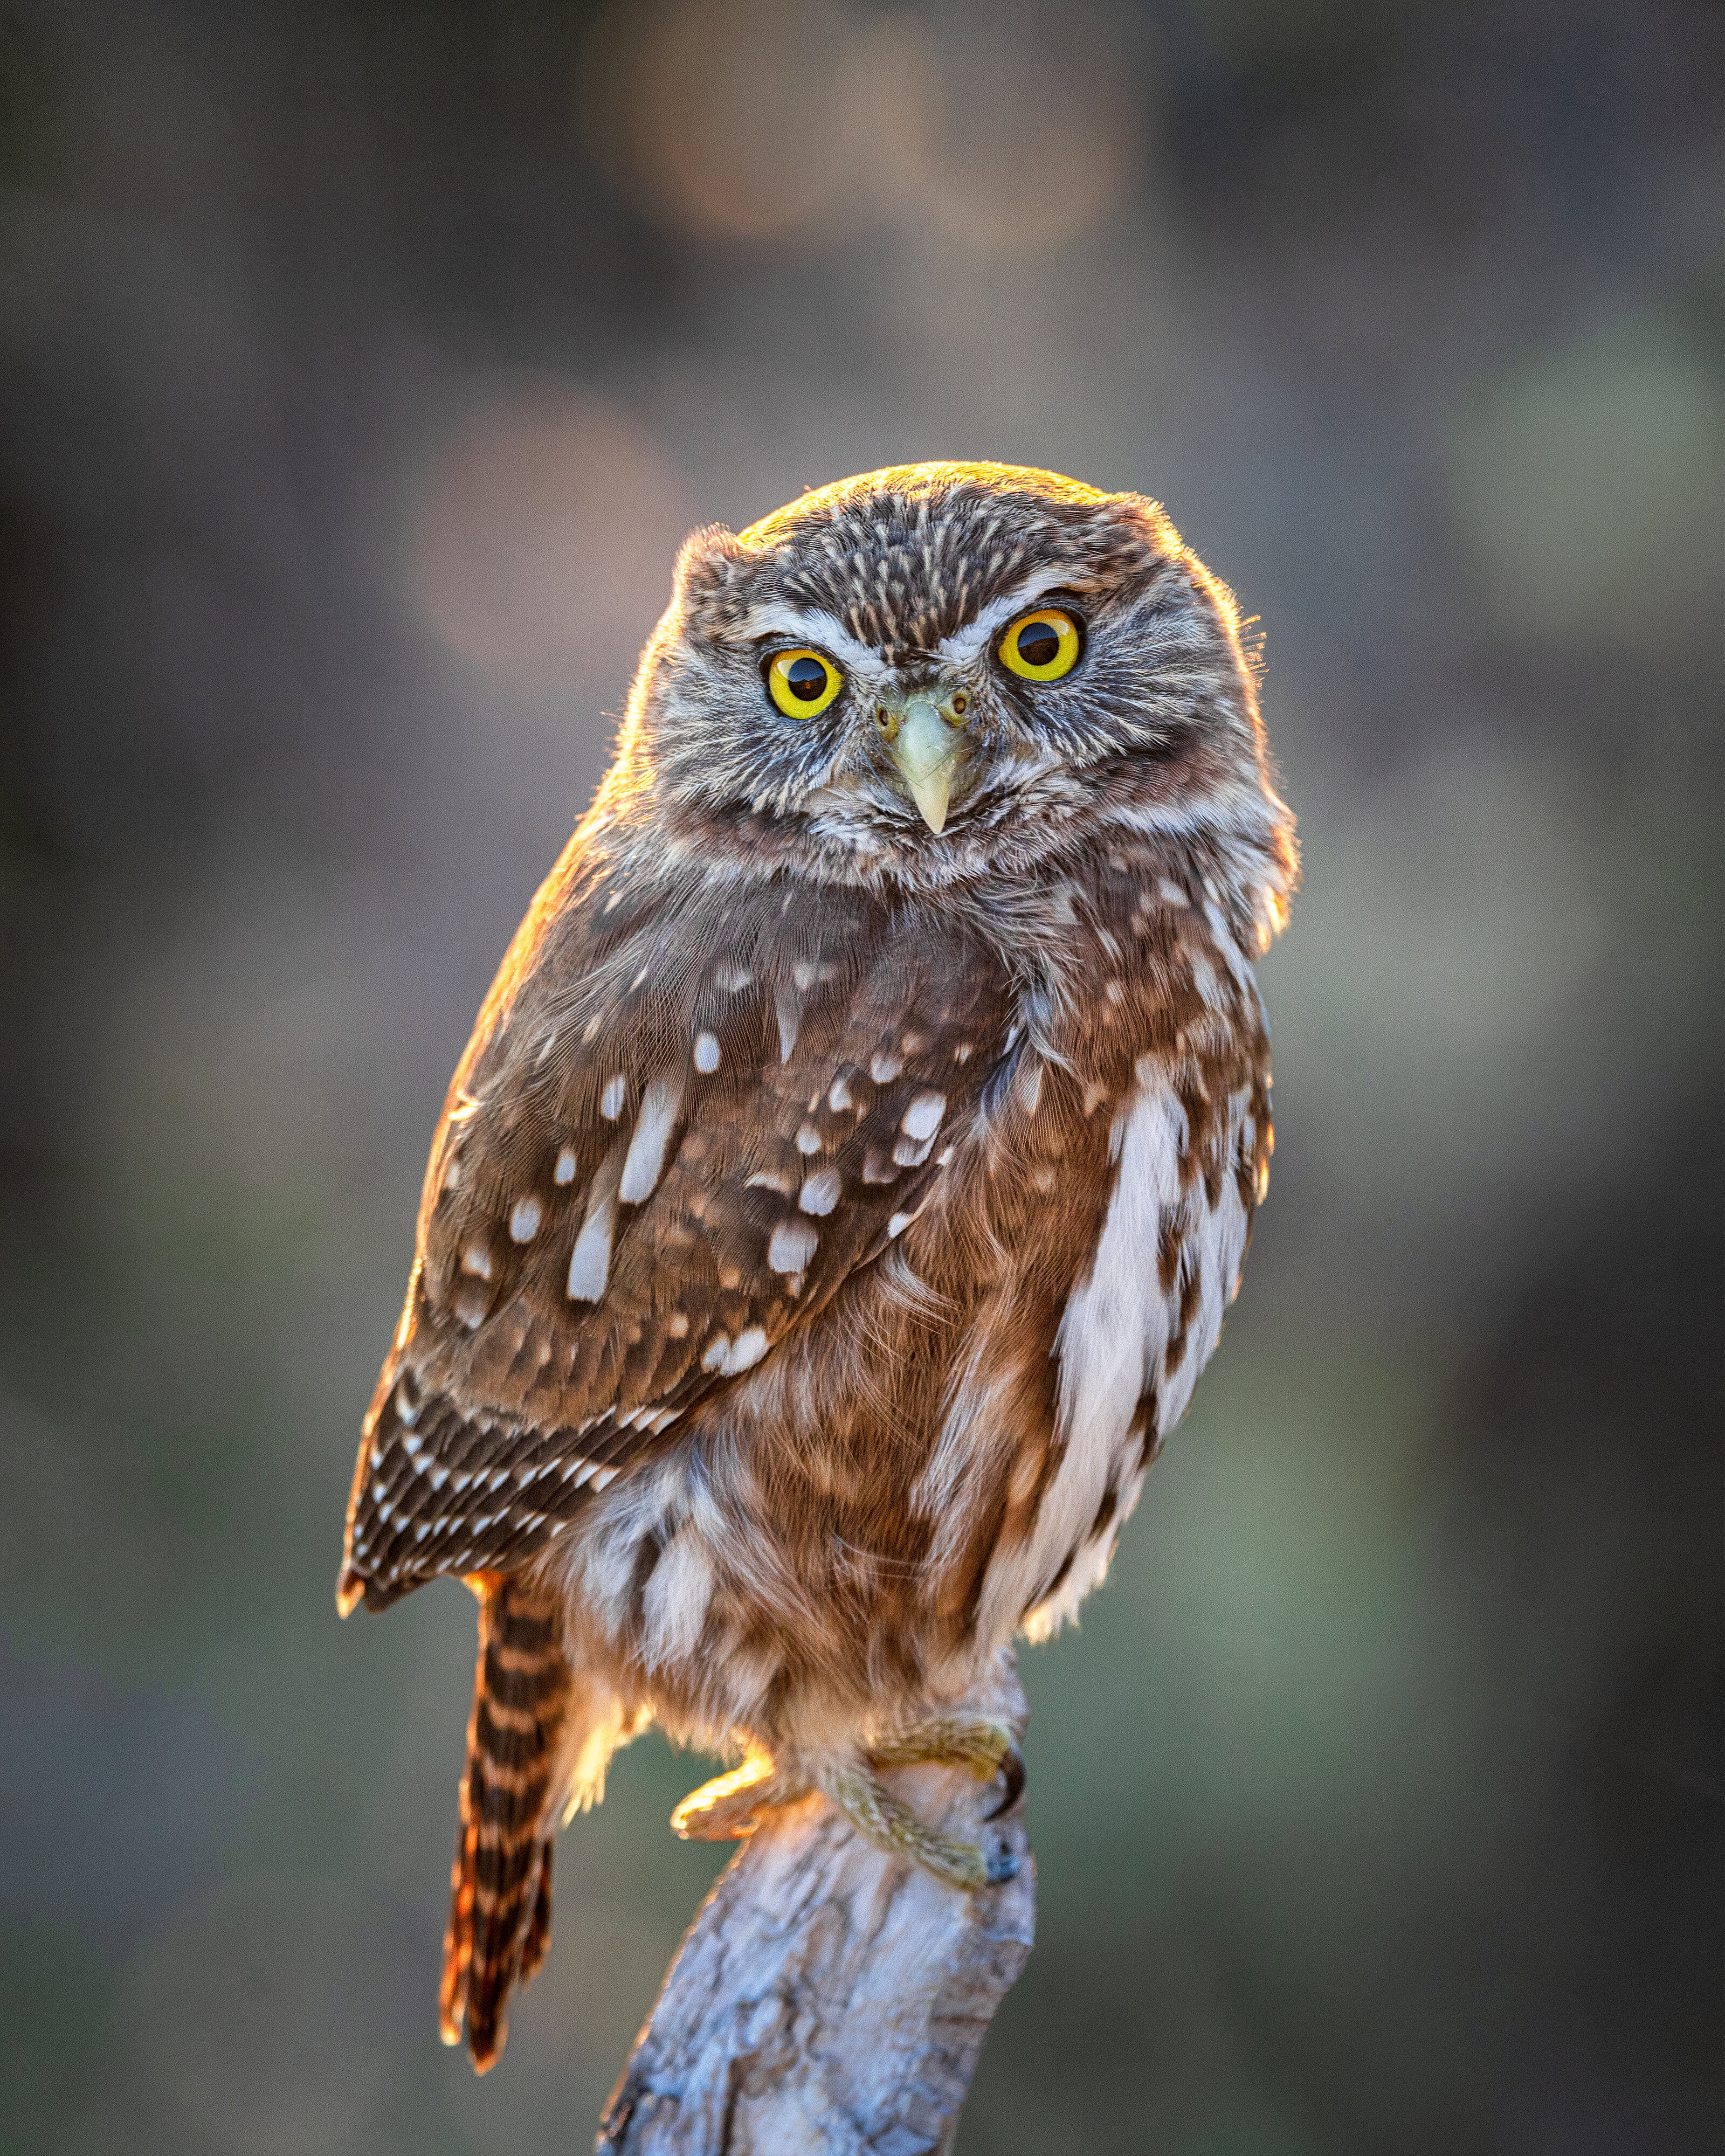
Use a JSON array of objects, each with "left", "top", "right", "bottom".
[{"left": 439, "top": 1572, "right": 571, "bottom": 2071}]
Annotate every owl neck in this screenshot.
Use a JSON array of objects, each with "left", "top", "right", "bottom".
[
  {"left": 590, "top": 771, "right": 1291, "bottom": 992},
  {"left": 632, "top": 755, "right": 1287, "bottom": 922}
]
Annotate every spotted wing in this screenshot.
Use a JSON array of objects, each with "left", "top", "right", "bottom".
[{"left": 339, "top": 855, "right": 1013, "bottom": 1611}]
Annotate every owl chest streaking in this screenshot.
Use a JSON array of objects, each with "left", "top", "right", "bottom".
[{"left": 338, "top": 461, "right": 1296, "bottom": 2069}]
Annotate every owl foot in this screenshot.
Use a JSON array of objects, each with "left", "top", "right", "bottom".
[
  {"left": 823, "top": 1763, "right": 1020, "bottom": 1890},
  {"left": 670, "top": 1755, "right": 805, "bottom": 1842},
  {"left": 866, "top": 1715, "right": 1026, "bottom": 1820}
]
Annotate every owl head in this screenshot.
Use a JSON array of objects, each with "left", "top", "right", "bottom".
[{"left": 604, "top": 461, "right": 1293, "bottom": 921}]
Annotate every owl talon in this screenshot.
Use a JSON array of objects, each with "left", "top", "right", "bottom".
[
  {"left": 866, "top": 1714, "right": 1017, "bottom": 1781},
  {"left": 671, "top": 1756, "right": 801, "bottom": 1842},
  {"left": 983, "top": 1740, "right": 1026, "bottom": 1822},
  {"left": 824, "top": 1764, "right": 1004, "bottom": 1891}
]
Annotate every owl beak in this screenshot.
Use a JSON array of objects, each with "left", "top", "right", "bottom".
[{"left": 879, "top": 693, "right": 967, "bottom": 834}]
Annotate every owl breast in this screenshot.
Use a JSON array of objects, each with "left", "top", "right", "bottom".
[
  {"left": 1005, "top": 1061, "right": 1259, "bottom": 1646},
  {"left": 523, "top": 861, "right": 1268, "bottom": 1755}
]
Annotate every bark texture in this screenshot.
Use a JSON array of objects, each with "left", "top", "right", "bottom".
[{"left": 597, "top": 1662, "right": 1034, "bottom": 2154}]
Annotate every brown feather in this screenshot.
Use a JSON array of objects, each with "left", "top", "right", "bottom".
[{"left": 439, "top": 1573, "right": 572, "bottom": 2071}]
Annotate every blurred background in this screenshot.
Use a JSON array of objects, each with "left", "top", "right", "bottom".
[{"left": 1, "top": 2, "right": 1721, "bottom": 2151}]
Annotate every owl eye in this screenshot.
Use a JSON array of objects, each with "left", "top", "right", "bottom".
[
  {"left": 997, "top": 607, "right": 1083, "bottom": 682},
  {"left": 765, "top": 647, "right": 844, "bottom": 720}
]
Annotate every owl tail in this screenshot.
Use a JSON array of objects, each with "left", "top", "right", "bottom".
[{"left": 439, "top": 1572, "right": 572, "bottom": 2072}]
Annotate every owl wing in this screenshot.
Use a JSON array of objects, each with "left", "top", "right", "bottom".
[{"left": 339, "top": 856, "right": 1013, "bottom": 1612}]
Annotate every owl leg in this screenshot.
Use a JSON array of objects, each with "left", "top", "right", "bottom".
[
  {"left": 822, "top": 1763, "right": 1020, "bottom": 1890},
  {"left": 670, "top": 1754, "right": 807, "bottom": 1842},
  {"left": 867, "top": 1715, "right": 1025, "bottom": 1817}
]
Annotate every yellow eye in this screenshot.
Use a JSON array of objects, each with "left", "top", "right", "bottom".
[
  {"left": 765, "top": 647, "right": 844, "bottom": 720},
  {"left": 997, "top": 607, "right": 1082, "bottom": 682}
]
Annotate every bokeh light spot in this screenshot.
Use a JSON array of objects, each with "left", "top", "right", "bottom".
[{"left": 410, "top": 385, "right": 693, "bottom": 686}]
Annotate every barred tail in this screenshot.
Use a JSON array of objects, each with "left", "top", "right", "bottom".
[{"left": 439, "top": 1572, "right": 571, "bottom": 2071}]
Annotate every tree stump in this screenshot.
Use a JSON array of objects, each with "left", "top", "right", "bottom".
[{"left": 597, "top": 1656, "right": 1034, "bottom": 2154}]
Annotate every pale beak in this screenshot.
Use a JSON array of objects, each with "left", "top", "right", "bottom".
[{"left": 880, "top": 692, "right": 968, "bottom": 833}]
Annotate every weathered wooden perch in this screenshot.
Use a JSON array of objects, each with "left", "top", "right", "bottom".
[{"left": 597, "top": 1656, "right": 1034, "bottom": 2154}]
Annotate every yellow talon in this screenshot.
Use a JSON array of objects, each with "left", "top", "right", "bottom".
[{"left": 671, "top": 1754, "right": 796, "bottom": 1842}]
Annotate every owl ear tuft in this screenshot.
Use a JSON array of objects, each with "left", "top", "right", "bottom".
[{"left": 673, "top": 523, "right": 749, "bottom": 600}]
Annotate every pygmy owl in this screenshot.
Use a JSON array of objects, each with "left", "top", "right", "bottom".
[{"left": 337, "top": 461, "right": 1296, "bottom": 2068}]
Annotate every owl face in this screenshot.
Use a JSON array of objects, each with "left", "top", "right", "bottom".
[{"left": 615, "top": 461, "right": 1282, "bottom": 894}]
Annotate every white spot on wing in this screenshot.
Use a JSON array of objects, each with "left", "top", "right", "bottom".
[
  {"left": 871, "top": 1051, "right": 902, "bottom": 1083},
  {"left": 460, "top": 1244, "right": 493, "bottom": 1280},
  {"left": 554, "top": 1146, "right": 577, "bottom": 1185},
  {"left": 901, "top": 1091, "right": 946, "bottom": 1141},
  {"left": 799, "top": 1166, "right": 842, "bottom": 1214},
  {"left": 768, "top": 1219, "right": 819, "bottom": 1273},
  {"left": 567, "top": 1152, "right": 623, "bottom": 1302},
  {"left": 694, "top": 1031, "right": 721, "bottom": 1074},
  {"left": 599, "top": 1074, "right": 626, "bottom": 1120},
  {"left": 775, "top": 986, "right": 802, "bottom": 1062},
  {"left": 620, "top": 1076, "right": 682, "bottom": 1204},
  {"left": 509, "top": 1196, "right": 542, "bottom": 1242},
  {"left": 566, "top": 1210, "right": 612, "bottom": 1300},
  {"left": 723, "top": 1326, "right": 769, "bottom": 1374}
]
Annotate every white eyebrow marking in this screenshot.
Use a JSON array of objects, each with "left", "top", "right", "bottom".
[
  {"left": 619, "top": 1076, "right": 682, "bottom": 1204},
  {"left": 932, "top": 569, "right": 1077, "bottom": 666},
  {"left": 740, "top": 603, "right": 889, "bottom": 677}
]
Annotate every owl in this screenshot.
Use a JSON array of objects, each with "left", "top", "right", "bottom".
[{"left": 337, "top": 461, "right": 1296, "bottom": 2069}]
